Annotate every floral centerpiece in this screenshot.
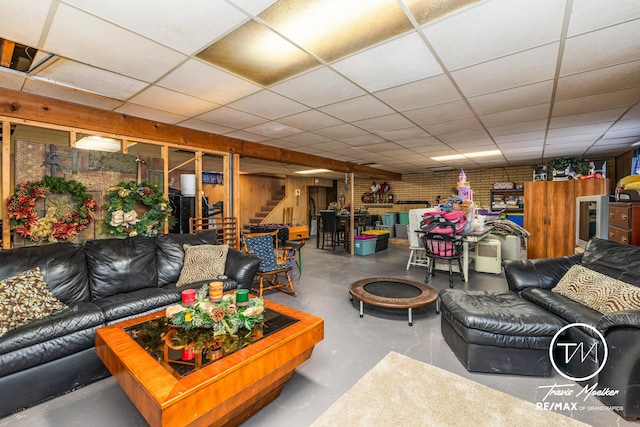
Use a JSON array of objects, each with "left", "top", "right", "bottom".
[
  {"left": 165, "top": 285, "right": 265, "bottom": 353},
  {"left": 6, "top": 176, "right": 98, "bottom": 243},
  {"left": 102, "top": 180, "right": 173, "bottom": 237}
]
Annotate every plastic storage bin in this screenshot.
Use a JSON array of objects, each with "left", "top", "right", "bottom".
[
  {"left": 362, "top": 230, "right": 390, "bottom": 252},
  {"left": 381, "top": 212, "right": 399, "bottom": 226},
  {"left": 398, "top": 212, "right": 409, "bottom": 225},
  {"left": 378, "top": 224, "right": 395, "bottom": 237},
  {"left": 354, "top": 235, "right": 377, "bottom": 256},
  {"left": 394, "top": 223, "right": 408, "bottom": 239}
]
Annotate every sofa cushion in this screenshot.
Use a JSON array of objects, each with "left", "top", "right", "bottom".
[
  {"left": 154, "top": 231, "right": 219, "bottom": 287},
  {"left": 0, "top": 243, "right": 90, "bottom": 304},
  {"left": 583, "top": 238, "right": 640, "bottom": 286},
  {"left": 521, "top": 288, "right": 602, "bottom": 333},
  {"left": 0, "top": 268, "right": 68, "bottom": 338},
  {"left": 176, "top": 244, "right": 228, "bottom": 287},
  {"left": 85, "top": 237, "right": 158, "bottom": 301},
  {"left": 92, "top": 287, "right": 179, "bottom": 323}
]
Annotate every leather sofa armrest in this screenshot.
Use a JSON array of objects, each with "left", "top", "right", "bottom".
[
  {"left": 597, "top": 310, "right": 640, "bottom": 333},
  {"left": 503, "top": 253, "right": 583, "bottom": 293},
  {"left": 224, "top": 248, "right": 261, "bottom": 290}
]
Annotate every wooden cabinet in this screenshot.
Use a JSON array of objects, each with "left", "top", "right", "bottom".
[
  {"left": 524, "top": 179, "right": 610, "bottom": 259},
  {"left": 609, "top": 202, "right": 640, "bottom": 246}
]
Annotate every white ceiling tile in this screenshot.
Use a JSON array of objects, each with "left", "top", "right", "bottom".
[
  {"left": 494, "top": 130, "right": 546, "bottom": 144},
  {"left": 567, "top": 0, "right": 640, "bottom": 36},
  {"left": 438, "top": 129, "right": 491, "bottom": 144},
  {"left": 553, "top": 88, "right": 640, "bottom": 117},
  {"left": 281, "top": 132, "right": 331, "bottom": 145},
  {"left": 314, "top": 141, "right": 350, "bottom": 151},
  {"left": 44, "top": 4, "right": 185, "bottom": 82},
  {"left": 158, "top": 60, "right": 261, "bottom": 104},
  {"left": 547, "top": 123, "right": 611, "bottom": 138},
  {"left": 34, "top": 58, "right": 148, "bottom": 100},
  {"left": 468, "top": 81, "right": 554, "bottom": 115},
  {"left": 556, "top": 61, "right": 640, "bottom": 100},
  {"left": 426, "top": 117, "right": 484, "bottom": 136},
  {"left": 609, "top": 118, "right": 640, "bottom": 131},
  {"left": 127, "top": 86, "right": 218, "bottom": 116},
  {"left": 261, "top": 139, "right": 300, "bottom": 149},
  {"left": 64, "top": 0, "right": 248, "bottom": 54},
  {"left": 586, "top": 144, "right": 634, "bottom": 156},
  {"left": 277, "top": 110, "right": 343, "bottom": 131},
  {"left": 352, "top": 114, "right": 414, "bottom": 133},
  {"left": 595, "top": 136, "right": 640, "bottom": 145},
  {"left": 549, "top": 109, "right": 627, "bottom": 128},
  {"left": 447, "top": 140, "right": 496, "bottom": 150},
  {"left": 375, "top": 74, "right": 461, "bottom": 111},
  {"left": 546, "top": 133, "right": 603, "bottom": 145},
  {"left": 487, "top": 119, "right": 548, "bottom": 136},
  {"left": 480, "top": 104, "right": 550, "bottom": 128},
  {"left": 177, "top": 118, "right": 235, "bottom": 135},
  {"left": 0, "top": 0, "right": 50, "bottom": 47},
  {"left": 225, "top": 130, "right": 271, "bottom": 142},
  {"left": 271, "top": 67, "right": 365, "bottom": 108},
  {"left": 196, "top": 106, "right": 268, "bottom": 129},
  {"left": 332, "top": 32, "right": 442, "bottom": 92},
  {"left": 602, "top": 128, "right": 640, "bottom": 139},
  {"left": 544, "top": 142, "right": 592, "bottom": 156},
  {"left": 339, "top": 134, "right": 387, "bottom": 146},
  {"left": 375, "top": 127, "right": 431, "bottom": 142},
  {"left": 114, "top": 103, "right": 188, "bottom": 124},
  {"left": 227, "top": 0, "right": 278, "bottom": 15},
  {"left": 314, "top": 124, "right": 368, "bottom": 139},
  {"left": 403, "top": 100, "right": 474, "bottom": 127},
  {"left": 561, "top": 20, "right": 640, "bottom": 76},
  {"left": 424, "top": 0, "right": 565, "bottom": 70},
  {"left": 452, "top": 43, "right": 559, "bottom": 97},
  {"left": 498, "top": 141, "right": 544, "bottom": 151},
  {"left": 23, "top": 78, "right": 123, "bottom": 110},
  {"left": 319, "top": 95, "right": 394, "bottom": 122},
  {"left": 0, "top": 69, "right": 26, "bottom": 90},
  {"left": 228, "top": 90, "right": 308, "bottom": 119},
  {"left": 396, "top": 137, "right": 436, "bottom": 148},
  {"left": 242, "top": 121, "right": 302, "bottom": 138}
]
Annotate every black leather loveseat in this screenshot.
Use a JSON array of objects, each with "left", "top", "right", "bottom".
[
  {"left": 440, "top": 238, "right": 640, "bottom": 420},
  {"left": 0, "top": 231, "right": 260, "bottom": 418}
]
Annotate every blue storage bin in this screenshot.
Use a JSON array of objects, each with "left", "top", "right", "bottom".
[
  {"left": 381, "top": 212, "right": 399, "bottom": 226},
  {"left": 354, "top": 235, "right": 377, "bottom": 256}
]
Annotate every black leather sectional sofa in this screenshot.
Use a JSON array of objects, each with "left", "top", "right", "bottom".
[
  {"left": 440, "top": 238, "right": 640, "bottom": 420},
  {"left": 0, "top": 231, "right": 260, "bottom": 417}
]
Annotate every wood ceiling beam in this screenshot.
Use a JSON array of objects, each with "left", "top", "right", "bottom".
[{"left": 0, "top": 88, "right": 401, "bottom": 180}]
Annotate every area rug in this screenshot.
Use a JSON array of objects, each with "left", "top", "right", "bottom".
[{"left": 311, "top": 351, "right": 590, "bottom": 427}]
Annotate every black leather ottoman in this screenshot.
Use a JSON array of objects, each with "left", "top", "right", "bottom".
[{"left": 439, "top": 289, "right": 565, "bottom": 376}]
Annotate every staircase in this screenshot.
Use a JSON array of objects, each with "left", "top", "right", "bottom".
[{"left": 244, "top": 186, "right": 285, "bottom": 229}]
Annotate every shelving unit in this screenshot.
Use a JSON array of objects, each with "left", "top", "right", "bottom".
[{"left": 489, "top": 189, "right": 524, "bottom": 212}]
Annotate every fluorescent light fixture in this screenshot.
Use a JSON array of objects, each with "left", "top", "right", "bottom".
[
  {"left": 295, "top": 168, "right": 331, "bottom": 174},
  {"left": 430, "top": 149, "right": 502, "bottom": 162},
  {"left": 76, "top": 135, "right": 121, "bottom": 152},
  {"left": 197, "top": 0, "right": 476, "bottom": 86}
]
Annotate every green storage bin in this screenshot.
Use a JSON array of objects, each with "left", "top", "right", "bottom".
[{"left": 398, "top": 211, "right": 409, "bottom": 225}]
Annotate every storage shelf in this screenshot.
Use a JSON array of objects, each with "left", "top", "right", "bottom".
[{"left": 489, "top": 188, "right": 524, "bottom": 212}]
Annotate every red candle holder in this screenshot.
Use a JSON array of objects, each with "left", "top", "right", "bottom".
[
  {"left": 181, "top": 289, "right": 197, "bottom": 307},
  {"left": 181, "top": 348, "right": 195, "bottom": 361}
]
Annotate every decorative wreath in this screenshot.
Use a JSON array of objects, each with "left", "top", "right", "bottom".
[
  {"left": 102, "top": 180, "right": 173, "bottom": 238},
  {"left": 7, "top": 176, "right": 98, "bottom": 243}
]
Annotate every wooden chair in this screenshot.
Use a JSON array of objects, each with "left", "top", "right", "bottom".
[
  {"left": 190, "top": 217, "right": 238, "bottom": 249},
  {"left": 242, "top": 231, "right": 296, "bottom": 297}
]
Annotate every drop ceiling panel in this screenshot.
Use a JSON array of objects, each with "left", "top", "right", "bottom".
[
  {"left": 196, "top": 106, "right": 268, "bottom": 129},
  {"left": 403, "top": 100, "right": 474, "bottom": 127},
  {"left": 332, "top": 32, "right": 442, "bottom": 92},
  {"left": 339, "top": 134, "right": 387, "bottom": 146},
  {"left": 425, "top": 117, "right": 483, "bottom": 136},
  {"left": 493, "top": 130, "right": 546, "bottom": 144},
  {"left": 35, "top": 58, "right": 148, "bottom": 100},
  {"left": 556, "top": 61, "right": 640, "bottom": 101},
  {"left": 271, "top": 66, "right": 366, "bottom": 108},
  {"left": 44, "top": 4, "right": 186, "bottom": 82},
  {"left": 228, "top": 0, "right": 278, "bottom": 15},
  {"left": 451, "top": 43, "right": 559, "bottom": 97},
  {"left": 228, "top": 90, "right": 308, "bottom": 119},
  {"left": 114, "top": 103, "right": 188, "bottom": 125},
  {"left": 226, "top": 130, "right": 272, "bottom": 142},
  {"left": 549, "top": 109, "right": 627, "bottom": 128},
  {"left": 480, "top": 104, "right": 550, "bottom": 128},
  {"left": 177, "top": 118, "right": 235, "bottom": 136},
  {"left": 242, "top": 121, "right": 302, "bottom": 138},
  {"left": 567, "top": 0, "right": 640, "bottom": 37},
  {"left": 487, "top": 119, "right": 548, "bottom": 137},
  {"left": 352, "top": 113, "right": 414, "bottom": 133},
  {"left": 423, "top": 0, "right": 565, "bottom": 70},
  {"left": 277, "top": 110, "right": 343, "bottom": 131},
  {"left": 552, "top": 88, "right": 640, "bottom": 117},
  {"left": 468, "top": 80, "right": 553, "bottom": 115},
  {"left": 281, "top": 132, "right": 331, "bottom": 145},
  {"left": 63, "top": 0, "right": 249, "bottom": 54},
  {"left": 158, "top": 60, "right": 261, "bottom": 104},
  {"left": 561, "top": 20, "right": 640, "bottom": 76},
  {"left": 0, "top": 70, "right": 26, "bottom": 90},
  {"left": 438, "top": 129, "right": 491, "bottom": 144},
  {"left": 376, "top": 126, "right": 431, "bottom": 141},
  {"left": 374, "top": 74, "right": 461, "bottom": 111},
  {"left": 546, "top": 133, "right": 602, "bottom": 145},
  {"left": 23, "top": 78, "right": 123, "bottom": 110},
  {"left": 498, "top": 141, "right": 544, "bottom": 151},
  {"left": 0, "top": 0, "right": 50, "bottom": 47},
  {"left": 319, "top": 95, "right": 394, "bottom": 122},
  {"left": 547, "top": 123, "right": 611, "bottom": 138},
  {"left": 314, "top": 123, "right": 369, "bottom": 139},
  {"left": 127, "top": 86, "right": 218, "bottom": 117}
]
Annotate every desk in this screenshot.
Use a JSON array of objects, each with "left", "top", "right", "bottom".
[{"left": 415, "top": 226, "right": 494, "bottom": 282}]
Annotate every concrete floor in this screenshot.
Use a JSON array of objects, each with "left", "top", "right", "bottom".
[{"left": 0, "top": 240, "right": 634, "bottom": 427}]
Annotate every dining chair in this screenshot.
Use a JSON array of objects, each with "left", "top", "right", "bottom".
[
  {"left": 319, "top": 210, "right": 345, "bottom": 250},
  {"left": 242, "top": 231, "right": 296, "bottom": 297},
  {"left": 422, "top": 222, "right": 464, "bottom": 287}
]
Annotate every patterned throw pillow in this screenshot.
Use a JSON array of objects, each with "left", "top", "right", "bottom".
[
  {"left": 552, "top": 265, "right": 639, "bottom": 314},
  {"left": 0, "top": 267, "right": 68, "bottom": 337},
  {"left": 176, "top": 244, "right": 229, "bottom": 288}
]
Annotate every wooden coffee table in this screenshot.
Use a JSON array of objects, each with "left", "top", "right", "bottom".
[
  {"left": 349, "top": 277, "right": 439, "bottom": 326},
  {"left": 95, "top": 299, "right": 324, "bottom": 427}
]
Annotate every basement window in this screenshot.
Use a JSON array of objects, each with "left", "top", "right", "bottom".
[{"left": 0, "top": 39, "right": 37, "bottom": 73}]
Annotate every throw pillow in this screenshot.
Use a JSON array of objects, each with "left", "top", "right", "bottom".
[
  {"left": 599, "top": 283, "right": 640, "bottom": 314},
  {"left": 0, "top": 267, "right": 68, "bottom": 337},
  {"left": 176, "top": 244, "right": 229, "bottom": 288},
  {"left": 552, "top": 265, "right": 636, "bottom": 314}
]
